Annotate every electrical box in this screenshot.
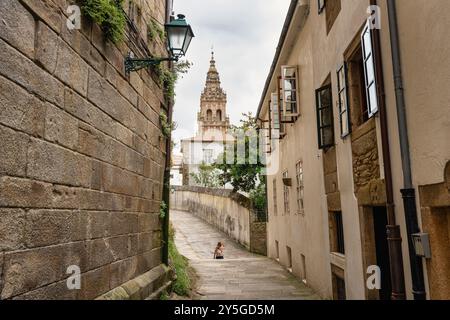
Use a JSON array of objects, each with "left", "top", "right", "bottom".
[{"left": 411, "top": 233, "right": 431, "bottom": 259}]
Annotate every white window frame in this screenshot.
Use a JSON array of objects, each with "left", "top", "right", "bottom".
[
  {"left": 361, "top": 21, "right": 379, "bottom": 118},
  {"left": 337, "top": 63, "right": 351, "bottom": 137},
  {"left": 295, "top": 160, "right": 304, "bottom": 214},
  {"left": 281, "top": 65, "right": 300, "bottom": 119}
]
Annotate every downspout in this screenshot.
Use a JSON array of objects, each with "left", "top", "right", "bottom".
[
  {"left": 161, "top": 0, "right": 174, "bottom": 266},
  {"left": 370, "top": 0, "right": 406, "bottom": 300},
  {"left": 386, "top": 0, "right": 426, "bottom": 300}
]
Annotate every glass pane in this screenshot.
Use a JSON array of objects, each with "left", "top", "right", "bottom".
[
  {"left": 365, "top": 55, "right": 375, "bottom": 85},
  {"left": 341, "top": 110, "right": 349, "bottom": 135},
  {"left": 283, "top": 66, "right": 296, "bottom": 78},
  {"left": 284, "top": 79, "right": 296, "bottom": 91},
  {"left": 182, "top": 32, "right": 193, "bottom": 54},
  {"left": 168, "top": 27, "right": 185, "bottom": 51},
  {"left": 362, "top": 28, "right": 372, "bottom": 59},
  {"left": 320, "top": 109, "right": 332, "bottom": 126},
  {"left": 368, "top": 83, "right": 378, "bottom": 115},
  {"left": 322, "top": 126, "right": 334, "bottom": 146}
]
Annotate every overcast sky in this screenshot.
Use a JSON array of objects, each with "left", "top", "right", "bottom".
[{"left": 171, "top": 0, "right": 291, "bottom": 152}]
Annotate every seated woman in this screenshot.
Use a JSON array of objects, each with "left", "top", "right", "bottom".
[{"left": 214, "top": 242, "right": 225, "bottom": 259}]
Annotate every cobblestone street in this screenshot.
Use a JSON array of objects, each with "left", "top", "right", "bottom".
[{"left": 171, "top": 210, "right": 320, "bottom": 300}]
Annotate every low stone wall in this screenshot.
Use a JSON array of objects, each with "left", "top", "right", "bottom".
[{"left": 170, "top": 186, "right": 267, "bottom": 255}]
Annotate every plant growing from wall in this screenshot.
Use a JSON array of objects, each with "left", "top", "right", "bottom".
[
  {"left": 148, "top": 18, "right": 165, "bottom": 42},
  {"left": 154, "top": 60, "right": 192, "bottom": 100},
  {"left": 159, "top": 200, "right": 167, "bottom": 219},
  {"left": 81, "top": 0, "right": 126, "bottom": 44},
  {"left": 160, "top": 111, "right": 177, "bottom": 138}
]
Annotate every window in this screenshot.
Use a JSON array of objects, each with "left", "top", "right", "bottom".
[
  {"left": 325, "top": 0, "right": 341, "bottom": 34},
  {"left": 315, "top": 84, "right": 334, "bottom": 149},
  {"left": 332, "top": 211, "right": 345, "bottom": 254},
  {"left": 206, "top": 109, "right": 212, "bottom": 121},
  {"left": 283, "top": 171, "right": 290, "bottom": 215},
  {"left": 272, "top": 178, "right": 278, "bottom": 216},
  {"left": 337, "top": 64, "right": 350, "bottom": 137},
  {"left": 361, "top": 21, "right": 379, "bottom": 118},
  {"left": 287, "top": 246, "right": 293, "bottom": 272},
  {"left": 216, "top": 109, "right": 222, "bottom": 121},
  {"left": 277, "top": 79, "right": 287, "bottom": 135},
  {"left": 318, "top": 0, "right": 325, "bottom": 14},
  {"left": 270, "top": 92, "right": 284, "bottom": 142},
  {"left": 203, "top": 149, "right": 213, "bottom": 164},
  {"left": 275, "top": 240, "right": 280, "bottom": 261},
  {"left": 281, "top": 66, "right": 299, "bottom": 119},
  {"left": 301, "top": 254, "right": 307, "bottom": 283},
  {"left": 344, "top": 36, "right": 369, "bottom": 127},
  {"left": 295, "top": 160, "right": 304, "bottom": 214}
]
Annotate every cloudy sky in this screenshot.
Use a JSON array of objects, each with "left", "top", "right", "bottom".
[{"left": 171, "top": 0, "right": 291, "bottom": 151}]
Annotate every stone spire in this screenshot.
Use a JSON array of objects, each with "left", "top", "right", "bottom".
[
  {"left": 197, "top": 51, "right": 229, "bottom": 137},
  {"left": 202, "top": 50, "right": 226, "bottom": 100}
]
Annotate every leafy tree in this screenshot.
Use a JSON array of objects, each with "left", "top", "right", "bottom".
[
  {"left": 190, "top": 162, "right": 222, "bottom": 188},
  {"left": 214, "top": 112, "right": 267, "bottom": 210}
]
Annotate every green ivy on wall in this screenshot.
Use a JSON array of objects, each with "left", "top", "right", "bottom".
[
  {"left": 154, "top": 60, "right": 192, "bottom": 100},
  {"left": 81, "top": 0, "right": 126, "bottom": 44},
  {"left": 159, "top": 111, "right": 177, "bottom": 138},
  {"left": 148, "top": 18, "right": 165, "bottom": 42}
]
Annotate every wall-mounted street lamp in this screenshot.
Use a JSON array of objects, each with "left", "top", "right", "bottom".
[{"left": 125, "top": 14, "right": 194, "bottom": 74}]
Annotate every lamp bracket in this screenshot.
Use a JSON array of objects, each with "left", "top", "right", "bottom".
[{"left": 125, "top": 54, "right": 179, "bottom": 74}]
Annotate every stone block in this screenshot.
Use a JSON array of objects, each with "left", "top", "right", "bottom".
[
  {"left": 138, "top": 232, "right": 152, "bottom": 253},
  {"left": 1, "top": 242, "right": 88, "bottom": 299},
  {"left": 109, "top": 257, "right": 139, "bottom": 289},
  {"left": 50, "top": 184, "right": 80, "bottom": 209},
  {"left": 86, "top": 211, "right": 110, "bottom": 239},
  {"left": 78, "top": 265, "right": 110, "bottom": 300},
  {"left": 0, "top": 177, "right": 52, "bottom": 208},
  {"left": 24, "top": 210, "right": 87, "bottom": 248},
  {"left": 45, "top": 103, "right": 79, "bottom": 149},
  {"left": 87, "top": 239, "right": 114, "bottom": 269},
  {"left": 12, "top": 279, "right": 77, "bottom": 300},
  {"left": 0, "top": 38, "right": 64, "bottom": 107},
  {"left": 27, "top": 139, "right": 90, "bottom": 187},
  {"left": 0, "top": 209, "right": 26, "bottom": 251},
  {"left": 110, "top": 212, "right": 138, "bottom": 236},
  {"left": 0, "top": 0, "right": 35, "bottom": 58},
  {"left": 21, "top": 0, "right": 62, "bottom": 33},
  {"left": 55, "top": 39, "right": 89, "bottom": 96},
  {"left": 35, "top": 21, "right": 59, "bottom": 74},
  {"left": 138, "top": 213, "right": 159, "bottom": 232},
  {"left": 103, "top": 164, "right": 139, "bottom": 196},
  {"left": 87, "top": 69, "right": 128, "bottom": 124},
  {"left": 0, "top": 125, "right": 29, "bottom": 176},
  {"left": 0, "top": 75, "right": 47, "bottom": 137},
  {"left": 117, "top": 75, "right": 138, "bottom": 106},
  {"left": 107, "top": 235, "right": 129, "bottom": 261}
]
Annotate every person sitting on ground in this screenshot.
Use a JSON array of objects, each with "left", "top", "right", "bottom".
[{"left": 214, "top": 242, "right": 225, "bottom": 260}]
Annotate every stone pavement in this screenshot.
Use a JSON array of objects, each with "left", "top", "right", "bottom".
[{"left": 171, "top": 210, "right": 320, "bottom": 300}]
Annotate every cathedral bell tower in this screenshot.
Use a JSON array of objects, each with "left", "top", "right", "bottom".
[{"left": 197, "top": 51, "right": 230, "bottom": 138}]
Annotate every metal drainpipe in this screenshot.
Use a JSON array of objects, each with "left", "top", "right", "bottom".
[
  {"left": 161, "top": 0, "right": 174, "bottom": 266},
  {"left": 370, "top": 0, "right": 406, "bottom": 300},
  {"left": 386, "top": 0, "right": 426, "bottom": 300}
]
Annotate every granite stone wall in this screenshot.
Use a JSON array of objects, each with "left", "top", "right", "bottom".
[{"left": 0, "top": 0, "right": 170, "bottom": 300}]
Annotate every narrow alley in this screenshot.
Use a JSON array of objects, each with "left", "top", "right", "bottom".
[{"left": 171, "top": 210, "right": 319, "bottom": 300}]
